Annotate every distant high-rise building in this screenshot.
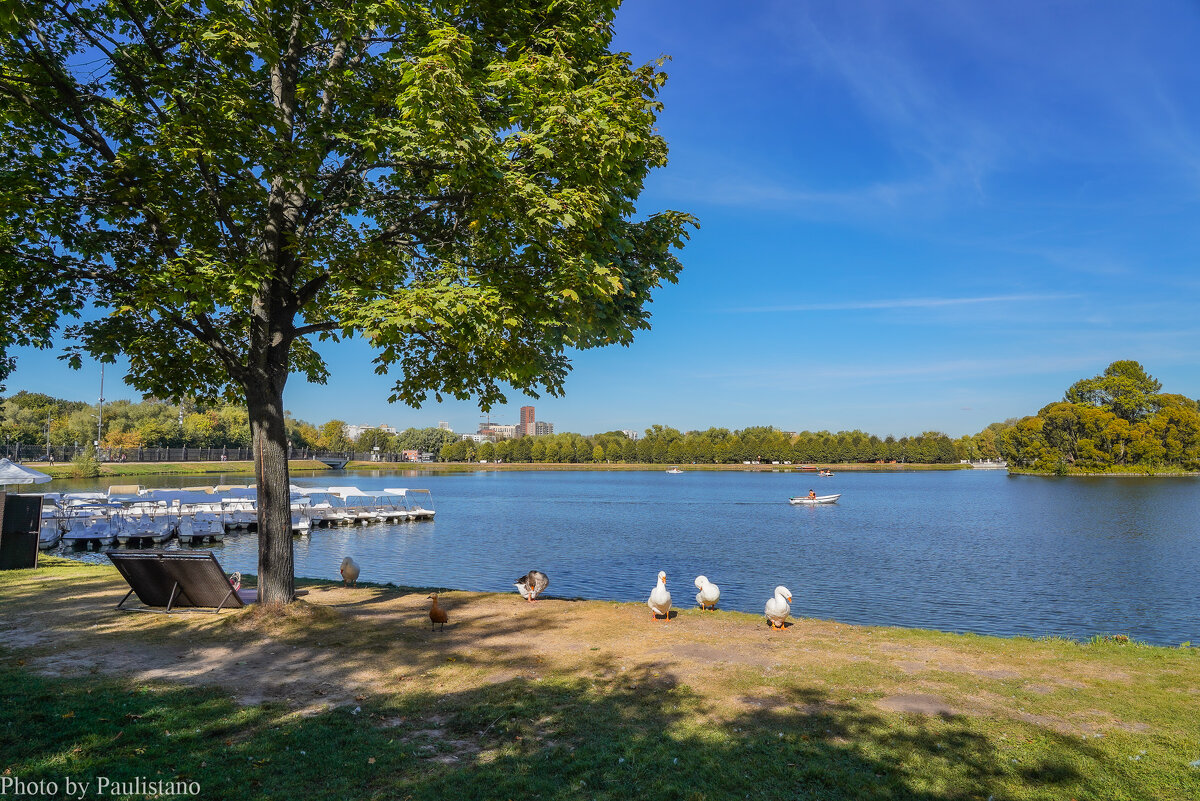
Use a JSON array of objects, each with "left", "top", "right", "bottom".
[
  {"left": 621, "top": 429, "right": 639, "bottom": 441},
  {"left": 488, "top": 424, "right": 518, "bottom": 439},
  {"left": 520, "top": 405, "right": 535, "bottom": 437},
  {"left": 534, "top": 421, "right": 554, "bottom": 436},
  {"left": 438, "top": 421, "right": 452, "bottom": 432}
]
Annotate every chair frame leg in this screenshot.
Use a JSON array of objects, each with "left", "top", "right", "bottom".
[{"left": 165, "top": 582, "right": 181, "bottom": 613}]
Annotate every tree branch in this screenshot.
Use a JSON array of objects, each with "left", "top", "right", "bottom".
[{"left": 293, "top": 320, "right": 340, "bottom": 337}]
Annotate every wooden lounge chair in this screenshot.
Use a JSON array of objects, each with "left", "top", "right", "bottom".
[{"left": 107, "top": 550, "right": 255, "bottom": 613}]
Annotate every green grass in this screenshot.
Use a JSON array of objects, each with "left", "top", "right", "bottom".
[
  {"left": 2, "top": 560, "right": 1198, "bottom": 800},
  {"left": 4, "top": 655, "right": 1198, "bottom": 801}
]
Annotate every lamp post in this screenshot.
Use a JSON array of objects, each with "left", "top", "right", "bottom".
[{"left": 96, "top": 365, "right": 105, "bottom": 454}]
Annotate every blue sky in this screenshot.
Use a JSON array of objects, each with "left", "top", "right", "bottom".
[{"left": 8, "top": 0, "right": 1200, "bottom": 437}]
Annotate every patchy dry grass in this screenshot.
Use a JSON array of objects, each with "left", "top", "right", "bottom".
[{"left": 1, "top": 559, "right": 1198, "bottom": 799}]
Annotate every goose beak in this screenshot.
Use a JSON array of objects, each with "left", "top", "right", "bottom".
[{"left": 787, "top": 595, "right": 792, "bottom": 602}]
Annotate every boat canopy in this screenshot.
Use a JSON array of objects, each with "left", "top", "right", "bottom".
[
  {"left": 63, "top": 497, "right": 124, "bottom": 509},
  {"left": 61, "top": 491, "right": 109, "bottom": 503},
  {"left": 384, "top": 488, "right": 433, "bottom": 497},
  {"left": 105, "top": 493, "right": 152, "bottom": 505},
  {"left": 304, "top": 492, "right": 348, "bottom": 507},
  {"left": 324, "top": 486, "right": 367, "bottom": 498},
  {"left": 136, "top": 490, "right": 221, "bottom": 506}
]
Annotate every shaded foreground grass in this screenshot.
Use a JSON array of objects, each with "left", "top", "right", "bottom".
[{"left": 2, "top": 560, "right": 1198, "bottom": 800}]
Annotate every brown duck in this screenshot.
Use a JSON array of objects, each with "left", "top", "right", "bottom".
[{"left": 428, "top": 593, "right": 448, "bottom": 632}]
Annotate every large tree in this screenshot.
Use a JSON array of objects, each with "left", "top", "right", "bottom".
[
  {"left": 0, "top": 0, "right": 694, "bottom": 602},
  {"left": 1064, "top": 360, "right": 1162, "bottom": 422}
]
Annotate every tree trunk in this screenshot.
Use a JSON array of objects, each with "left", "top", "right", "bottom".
[{"left": 247, "top": 381, "right": 294, "bottom": 605}]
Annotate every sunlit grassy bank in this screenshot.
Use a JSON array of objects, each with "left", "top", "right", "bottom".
[{"left": 2, "top": 559, "right": 1197, "bottom": 800}]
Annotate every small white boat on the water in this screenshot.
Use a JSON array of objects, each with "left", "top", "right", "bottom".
[
  {"left": 789, "top": 493, "right": 841, "bottom": 505},
  {"left": 666, "top": 467, "right": 683, "bottom": 474}
]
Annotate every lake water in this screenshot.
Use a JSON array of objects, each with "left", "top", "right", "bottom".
[{"left": 49, "top": 468, "right": 1200, "bottom": 645}]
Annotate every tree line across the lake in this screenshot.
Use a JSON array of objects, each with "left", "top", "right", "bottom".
[
  {"left": 1, "top": 361, "right": 1194, "bottom": 471},
  {"left": 0, "top": 393, "right": 460, "bottom": 457},
  {"left": 0, "top": 390, "right": 961, "bottom": 464}
]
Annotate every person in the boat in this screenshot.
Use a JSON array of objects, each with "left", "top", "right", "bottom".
[{"left": 808, "top": 489, "right": 816, "bottom": 500}]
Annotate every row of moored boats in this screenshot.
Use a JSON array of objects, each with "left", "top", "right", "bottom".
[{"left": 37, "top": 485, "right": 435, "bottom": 550}]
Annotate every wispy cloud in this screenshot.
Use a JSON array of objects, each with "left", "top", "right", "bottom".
[
  {"left": 688, "top": 354, "right": 1104, "bottom": 388},
  {"left": 654, "top": 168, "right": 965, "bottom": 221},
  {"left": 729, "top": 293, "right": 1077, "bottom": 314}
]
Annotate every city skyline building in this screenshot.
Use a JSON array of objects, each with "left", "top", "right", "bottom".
[
  {"left": 486, "top": 424, "right": 519, "bottom": 439},
  {"left": 343, "top": 422, "right": 397, "bottom": 440},
  {"left": 520, "top": 405, "right": 535, "bottom": 437}
]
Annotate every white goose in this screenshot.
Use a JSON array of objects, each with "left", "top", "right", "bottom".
[
  {"left": 648, "top": 570, "right": 672, "bottom": 622},
  {"left": 694, "top": 575, "right": 720, "bottom": 611},
  {"left": 340, "top": 556, "right": 360, "bottom": 587},
  {"left": 764, "top": 585, "right": 792, "bottom": 630}
]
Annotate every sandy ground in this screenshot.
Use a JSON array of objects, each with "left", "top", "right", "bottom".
[{"left": 0, "top": 561, "right": 1177, "bottom": 744}]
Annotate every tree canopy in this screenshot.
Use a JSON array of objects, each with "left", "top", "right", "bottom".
[
  {"left": 973, "top": 361, "right": 1200, "bottom": 472},
  {"left": 0, "top": 0, "right": 694, "bottom": 602},
  {"left": 1, "top": 0, "right": 693, "bottom": 406},
  {"left": 1063, "top": 360, "right": 1163, "bottom": 422}
]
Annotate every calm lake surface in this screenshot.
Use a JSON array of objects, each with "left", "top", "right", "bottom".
[{"left": 52, "top": 468, "right": 1200, "bottom": 645}]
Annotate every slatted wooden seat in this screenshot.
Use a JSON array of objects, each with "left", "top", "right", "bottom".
[{"left": 107, "top": 550, "right": 254, "bottom": 613}]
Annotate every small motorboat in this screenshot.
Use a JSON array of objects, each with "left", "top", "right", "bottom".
[
  {"left": 666, "top": 467, "right": 683, "bottom": 474},
  {"left": 818, "top": 470, "right": 834, "bottom": 477},
  {"left": 789, "top": 493, "right": 841, "bottom": 505}
]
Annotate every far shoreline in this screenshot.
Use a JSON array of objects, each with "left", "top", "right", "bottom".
[
  {"left": 1009, "top": 468, "right": 1200, "bottom": 478},
  {"left": 21, "top": 459, "right": 971, "bottom": 479},
  {"left": 21, "top": 458, "right": 1199, "bottom": 480},
  {"left": 345, "top": 460, "right": 970, "bottom": 473}
]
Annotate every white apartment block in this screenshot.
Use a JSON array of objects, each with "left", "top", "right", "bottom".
[{"left": 344, "top": 423, "right": 398, "bottom": 440}]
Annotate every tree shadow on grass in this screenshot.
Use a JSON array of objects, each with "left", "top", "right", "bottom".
[{"left": 1, "top": 655, "right": 1123, "bottom": 801}]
